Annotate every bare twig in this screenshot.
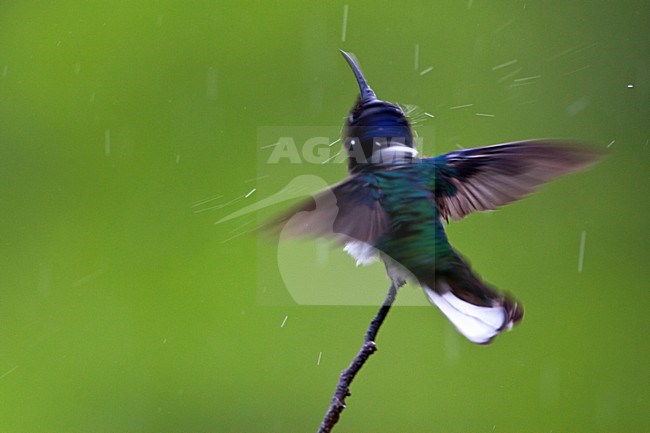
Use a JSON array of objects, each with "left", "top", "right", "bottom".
[{"left": 317, "top": 282, "right": 399, "bottom": 433}]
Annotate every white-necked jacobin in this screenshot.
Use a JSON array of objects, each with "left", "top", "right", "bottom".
[{"left": 273, "top": 51, "right": 601, "bottom": 344}]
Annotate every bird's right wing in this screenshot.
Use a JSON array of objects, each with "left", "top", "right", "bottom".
[{"left": 425, "top": 139, "right": 602, "bottom": 222}]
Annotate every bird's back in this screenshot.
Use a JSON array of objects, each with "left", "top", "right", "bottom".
[{"left": 372, "top": 164, "right": 452, "bottom": 279}]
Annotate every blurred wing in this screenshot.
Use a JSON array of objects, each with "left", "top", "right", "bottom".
[
  {"left": 267, "top": 174, "right": 389, "bottom": 244},
  {"left": 429, "top": 139, "right": 602, "bottom": 221}
]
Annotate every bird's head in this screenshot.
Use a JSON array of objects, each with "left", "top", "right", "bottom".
[{"left": 340, "top": 51, "right": 417, "bottom": 172}]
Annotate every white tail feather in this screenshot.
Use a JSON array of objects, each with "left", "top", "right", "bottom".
[{"left": 424, "top": 284, "right": 506, "bottom": 344}]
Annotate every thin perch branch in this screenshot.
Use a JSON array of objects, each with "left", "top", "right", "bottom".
[{"left": 317, "top": 282, "right": 399, "bottom": 433}]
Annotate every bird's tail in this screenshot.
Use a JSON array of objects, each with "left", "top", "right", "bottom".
[{"left": 423, "top": 252, "right": 523, "bottom": 344}]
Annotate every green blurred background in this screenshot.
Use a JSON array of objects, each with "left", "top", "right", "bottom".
[{"left": 1, "top": 1, "right": 648, "bottom": 432}]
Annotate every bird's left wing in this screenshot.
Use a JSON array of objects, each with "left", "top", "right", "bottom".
[{"left": 267, "top": 174, "right": 390, "bottom": 245}]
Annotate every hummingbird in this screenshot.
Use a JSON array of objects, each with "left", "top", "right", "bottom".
[{"left": 272, "top": 51, "right": 601, "bottom": 344}]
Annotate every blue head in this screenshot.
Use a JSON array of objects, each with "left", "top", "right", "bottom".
[{"left": 340, "top": 51, "right": 417, "bottom": 172}]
